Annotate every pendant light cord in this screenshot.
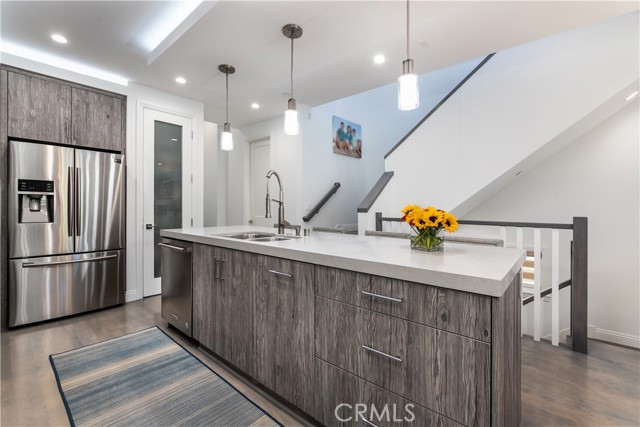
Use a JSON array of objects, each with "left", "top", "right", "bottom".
[
  {"left": 225, "top": 71, "right": 229, "bottom": 124},
  {"left": 406, "top": 0, "right": 410, "bottom": 60},
  {"left": 290, "top": 35, "right": 294, "bottom": 99}
]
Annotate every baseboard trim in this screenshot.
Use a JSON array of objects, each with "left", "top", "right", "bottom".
[
  {"left": 588, "top": 325, "right": 640, "bottom": 349},
  {"left": 125, "top": 290, "right": 139, "bottom": 303}
]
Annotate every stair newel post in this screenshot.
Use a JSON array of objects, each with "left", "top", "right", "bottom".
[{"left": 571, "top": 217, "right": 588, "bottom": 354}]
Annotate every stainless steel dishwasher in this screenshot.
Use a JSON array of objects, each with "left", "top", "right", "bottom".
[{"left": 159, "top": 238, "right": 193, "bottom": 337}]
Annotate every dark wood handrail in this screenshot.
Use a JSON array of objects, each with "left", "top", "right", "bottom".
[
  {"left": 384, "top": 53, "right": 496, "bottom": 159},
  {"left": 357, "top": 172, "right": 394, "bottom": 213},
  {"left": 303, "top": 183, "right": 340, "bottom": 222},
  {"left": 522, "top": 279, "right": 572, "bottom": 306},
  {"left": 375, "top": 214, "right": 573, "bottom": 231}
]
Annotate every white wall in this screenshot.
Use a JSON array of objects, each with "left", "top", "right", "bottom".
[
  {"left": 369, "top": 12, "right": 639, "bottom": 228},
  {"left": 0, "top": 53, "right": 205, "bottom": 302},
  {"left": 235, "top": 58, "right": 483, "bottom": 229},
  {"left": 466, "top": 101, "right": 640, "bottom": 348}
]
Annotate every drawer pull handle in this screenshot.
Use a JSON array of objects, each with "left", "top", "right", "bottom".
[
  {"left": 362, "top": 419, "right": 378, "bottom": 427},
  {"left": 268, "top": 269, "right": 292, "bottom": 278},
  {"left": 361, "top": 290, "right": 402, "bottom": 303},
  {"left": 361, "top": 345, "right": 402, "bottom": 362}
]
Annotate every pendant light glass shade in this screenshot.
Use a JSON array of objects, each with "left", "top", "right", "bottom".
[
  {"left": 284, "top": 98, "right": 299, "bottom": 136},
  {"left": 221, "top": 123, "right": 233, "bottom": 151},
  {"left": 398, "top": 59, "right": 419, "bottom": 110}
]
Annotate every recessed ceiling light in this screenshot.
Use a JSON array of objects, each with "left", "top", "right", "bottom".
[
  {"left": 175, "top": 76, "right": 186, "bottom": 84},
  {"left": 373, "top": 54, "right": 385, "bottom": 64},
  {"left": 625, "top": 91, "right": 638, "bottom": 101},
  {"left": 51, "top": 34, "right": 68, "bottom": 44},
  {"left": 170, "top": 138, "right": 178, "bottom": 141},
  {"left": 251, "top": 103, "right": 260, "bottom": 109}
]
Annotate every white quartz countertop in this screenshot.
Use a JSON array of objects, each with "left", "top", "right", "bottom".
[{"left": 161, "top": 226, "right": 526, "bottom": 297}]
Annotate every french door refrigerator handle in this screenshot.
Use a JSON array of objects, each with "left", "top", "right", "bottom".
[
  {"left": 75, "top": 167, "right": 81, "bottom": 236},
  {"left": 67, "top": 167, "right": 73, "bottom": 236},
  {"left": 22, "top": 254, "right": 117, "bottom": 268}
]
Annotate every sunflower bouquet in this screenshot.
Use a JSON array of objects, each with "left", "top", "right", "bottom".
[{"left": 401, "top": 204, "right": 458, "bottom": 252}]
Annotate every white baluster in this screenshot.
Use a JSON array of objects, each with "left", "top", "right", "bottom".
[
  {"left": 516, "top": 228, "right": 524, "bottom": 250},
  {"left": 533, "top": 228, "right": 542, "bottom": 342},
  {"left": 551, "top": 229, "right": 560, "bottom": 346},
  {"left": 500, "top": 226, "right": 507, "bottom": 247}
]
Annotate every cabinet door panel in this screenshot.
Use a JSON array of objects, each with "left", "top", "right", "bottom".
[
  {"left": 314, "top": 265, "right": 369, "bottom": 306},
  {"left": 363, "top": 276, "right": 438, "bottom": 327},
  {"left": 314, "top": 296, "right": 360, "bottom": 375},
  {"left": 72, "top": 87, "right": 123, "bottom": 151},
  {"left": 192, "top": 244, "right": 219, "bottom": 352},
  {"left": 218, "top": 249, "right": 256, "bottom": 375},
  {"left": 314, "top": 358, "right": 359, "bottom": 427},
  {"left": 437, "top": 289, "right": 492, "bottom": 342},
  {"left": 8, "top": 72, "right": 71, "bottom": 144},
  {"left": 255, "top": 256, "right": 314, "bottom": 412}
]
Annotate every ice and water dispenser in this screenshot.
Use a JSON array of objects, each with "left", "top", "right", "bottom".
[{"left": 17, "top": 179, "right": 54, "bottom": 223}]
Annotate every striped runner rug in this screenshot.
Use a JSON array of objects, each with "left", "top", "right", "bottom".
[{"left": 49, "top": 327, "right": 281, "bottom": 427}]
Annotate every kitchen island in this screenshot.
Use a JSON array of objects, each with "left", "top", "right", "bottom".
[{"left": 161, "top": 226, "right": 525, "bottom": 427}]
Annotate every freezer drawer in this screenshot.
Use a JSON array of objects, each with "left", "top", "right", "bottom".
[
  {"left": 9, "top": 250, "right": 125, "bottom": 327},
  {"left": 160, "top": 238, "right": 192, "bottom": 337}
]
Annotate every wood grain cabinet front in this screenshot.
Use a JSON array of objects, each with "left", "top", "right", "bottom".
[
  {"left": 71, "top": 87, "right": 123, "bottom": 151},
  {"left": 192, "top": 245, "right": 256, "bottom": 375},
  {"left": 254, "top": 256, "right": 315, "bottom": 414},
  {"left": 315, "top": 296, "right": 490, "bottom": 426},
  {"left": 314, "top": 358, "right": 464, "bottom": 427},
  {"left": 314, "top": 265, "right": 491, "bottom": 342},
  {"left": 7, "top": 72, "right": 71, "bottom": 144}
]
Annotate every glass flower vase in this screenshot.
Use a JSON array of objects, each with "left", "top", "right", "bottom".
[{"left": 410, "top": 230, "right": 444, "bottom": 252}]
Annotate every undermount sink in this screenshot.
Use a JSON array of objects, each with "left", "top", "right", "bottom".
[
  {"left": 218, "top": 232, "right": 276, "bottom": 240},
  {"left": 214, "top": 232, "right": 299, "bottom": 242},
  {"left": 250, "top": 236, "right": 293, "bottom": 242}
]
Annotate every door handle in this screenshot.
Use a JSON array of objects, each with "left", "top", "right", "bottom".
[
  {"left": 75, "top": 168, "right": 81, "bottom": 236},
  {"left": 145, "top": 224, "right": 156, "bottom": 230},
  {"left": 67, "top": 167, "right": 73, "bottom": 237},
  {"left": 22, "top": 254, "right": 117, "bottom": 268}
]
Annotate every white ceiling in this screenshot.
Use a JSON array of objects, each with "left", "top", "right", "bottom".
[{"left": 1, "top": 1, "right": 637, "bottom": 128}]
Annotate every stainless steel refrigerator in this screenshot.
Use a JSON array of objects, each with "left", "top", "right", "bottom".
[{"left": 8, "top": 140, "right": 125, "bottom": 327}]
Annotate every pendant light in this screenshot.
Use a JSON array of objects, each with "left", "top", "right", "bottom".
[
  {"left": 282, "top": 24, "right": 303, "bottom": 136},
  {"left": 219, "top": 64, "right": 235, "bottom": 151},
  {"left": 398, "top": 0, "right": 419, "bottom": 111}
]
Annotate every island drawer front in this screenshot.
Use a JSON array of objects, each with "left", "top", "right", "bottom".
[
  {"left": 314, "top": 358, "right": 464, "bottom": 427},
  {"left": 315, "top": 296, "right": 491, "bottom": 426},
  {"left": 315, "top": 266, "right": 492, "bottom": 341}
]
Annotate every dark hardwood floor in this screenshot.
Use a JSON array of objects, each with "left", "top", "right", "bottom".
[{"left": 1, "top": 297, "right": 638, "bottom": 426}]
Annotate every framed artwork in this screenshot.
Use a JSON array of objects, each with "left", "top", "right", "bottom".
[{"left": 332, "top": 115, "right": 362, "bottom": 158}]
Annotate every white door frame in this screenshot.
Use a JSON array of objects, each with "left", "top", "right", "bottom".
[
  {"left": 136, "top": 101, "right": 196, "bottom": 298},
  {"left": 249, "top": 137, "right": 272, "bottom": 227}
]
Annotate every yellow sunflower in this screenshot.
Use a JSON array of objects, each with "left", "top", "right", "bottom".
[
  {"left": 424, "top": 206, "right": 444, "bottom": 227},
  {"left": 443, "top": 212, "right": 459, "bottom": 233},
  {"left": 401, "top": 204, "right": 421, "bottom": 215}
]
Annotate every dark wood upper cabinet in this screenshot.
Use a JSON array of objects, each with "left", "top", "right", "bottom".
[
  {"left": 7, "top": 72, "right": 71, "bottom": 144},
  {"left": 72, "top": 87, "right": 123, "bottom": 151}
]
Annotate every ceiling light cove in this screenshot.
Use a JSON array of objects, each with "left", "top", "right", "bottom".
[
  {"left": 51, "top": 34, "right": 68, "bottom": 44},
  {"left": 0, "top": 41, "right": 128, "bottom": 86},
  {"left": 625, "top": 91, "right": 638, "bottom": 101},
  {"left": 139, "top": 0, "right": 204, "bottom": 52},
  {"left": 175, "top": 76, "right": 186, "bottom": 84},
  {"left": 373, "top": 54, "right": 385, "bottom": 64},
  {"left": 251, "top": 103, "right": 260, "bottom": 109}
]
